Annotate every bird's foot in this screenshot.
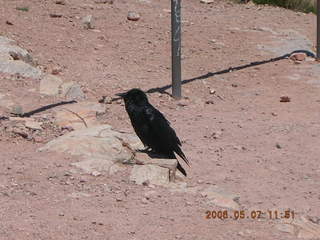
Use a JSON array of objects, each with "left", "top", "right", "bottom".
[{"left": 136, "top": 147, "right": 152, "bottom": 153}]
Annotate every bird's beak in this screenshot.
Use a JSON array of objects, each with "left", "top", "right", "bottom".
[{"left": 115, "top": 92, "right": 126, "bottom": 98}]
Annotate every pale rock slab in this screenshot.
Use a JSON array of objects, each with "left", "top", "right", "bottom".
[
  {"left": 38, "top": 125, "right": 143, "bottom": 175},
  {"left": 130, "top": 165, "right": 170, "bottom": 186},
  {"left": 201, "top": 186, "right": 240, "bottom": 210},
  {"left": 54, "top": 102, "right": 105, "bottom": 130},
  {"left": 39, "top": 74, "right": 63, "bottom": 96}
]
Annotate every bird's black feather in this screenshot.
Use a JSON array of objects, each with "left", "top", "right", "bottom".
[{"left": 119, "top": 88, "right": 189, "bottom": 176}]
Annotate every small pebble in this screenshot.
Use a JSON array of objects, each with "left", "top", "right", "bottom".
[
  {"left": 209, "top": 89, "right": 216, "bottom": 94},
  {"left": 141, "top": 197, "right": 148, "bottom": 204},
  {"left": 127, "top": 11, "right": 140, "bottom": 21},
  {"left": 280, "top": 96, "right": 291, "bottom": 102},
  {"left": 50, "top": 13, "right": 63, "bottom": 18},
  {"left": 82, "top": 15, "right": 95, "bottom": 29},
  {"left": 55, "top": 0, "right": 66, "bottom": 4},
  {"left": 91, "top": 171, "right": 101, "bottom": 177}
]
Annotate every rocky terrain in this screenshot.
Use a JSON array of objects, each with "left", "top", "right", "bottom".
[{"left": 0, "top": 0, "right": 320, "bottom": 239}]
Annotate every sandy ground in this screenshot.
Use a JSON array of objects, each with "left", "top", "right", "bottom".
[{"left": 0, "top": 0, "right": 320, "bottom": 239}]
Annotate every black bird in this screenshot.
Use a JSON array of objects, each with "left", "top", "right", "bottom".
[{"left": 117, "top": 88, "right": 189, "bottom": 176}]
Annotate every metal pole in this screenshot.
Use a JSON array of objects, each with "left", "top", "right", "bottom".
[
  {"left": 317, "top": 0, "right": 320, "bottom": 60},
  {"left": 171, "top": 0, "right": 182, "bottom": 99}
]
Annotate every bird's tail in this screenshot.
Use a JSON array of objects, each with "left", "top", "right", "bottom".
[
  {"left": 175, "top": 146, "right": 190, "bottom": 166},
  {"left": 177, "top": 161, "right": 187, "bottom": 176}
]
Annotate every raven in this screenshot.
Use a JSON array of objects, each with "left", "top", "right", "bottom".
[{"left": 117, "top": 88, "right": 189, "bottom": 176}]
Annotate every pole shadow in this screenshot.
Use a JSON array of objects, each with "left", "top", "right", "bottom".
[
  {"left": 144, "top": 50, "right": 314, "bottom": 95},
  {"left": 15, "top": 100, "right": 77, "bottom": 118}
]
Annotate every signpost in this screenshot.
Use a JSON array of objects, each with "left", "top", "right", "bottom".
[
  {"left": 171, "top": 0, "right": 182, "bottom": 99},
  {"left": 317, "top": 0, "right": 320, "bottom": 59}
]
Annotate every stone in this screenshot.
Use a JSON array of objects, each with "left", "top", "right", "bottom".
[
  {"left": 212, "top": 130, "right": 222, "bottom": 139},
  {"left": 71, "top": 157, "right": 116, "bottom": 174},
  {"left": 101, "top": 96, "right": 112, "bottom": 104},
  {"left": 50, "top": 13, "right": 63, "bottom": 18},
  {"left": 290, "top": 52, "right": 306, "bottom": 62},
  {"left": 144, "top": 190, "right": 156, "bottom": 200},
  {"left": 0, "top": 36, "right": 35, "bottom": 65},
  {"left": 11, "top": 125, "right": 29, "bottom": 138},
  {"left": 0, "top": 60, "right": 42, "bottom": 79},
  {"left": 133, "top": 152, "right": 178, "bottom": 181},
  {"left": 130, "top": 165, "right": 169, "bottom": 186},
  {"left": 94, "top": 0, "right": 113, "bottom": 3},
  {"left": 51, "top": 67, "right": 62, "bottom": 75},
  {"left": 127, "top": 11, "right": 140, "bottom": 21},
  {"left": 68, "top": 192, "right": 91, "bottom": 198},
  {"left": 200, "top": 0, "right": 214, "bottom": 3},
  {"left": 280, "top": 96, "right": 291, "bottom": 102},
  {"left": 10, "top": 105, "right": 23, "bottom": 115},
  {"left": 38, "top": 125, "right": 143, "bottom": 174},
  {"left": 91, "top": 170, "right": 102, "bottom": 177},
  {"left": 276, "top": 216, "right": 320, "bottom": 239},
  {"left": 40, "top": 74, "right": 63, "bottom": 96},
  {"left": 59, "top": 82, "right": 85, "bottom": 100},
  {"left": 64, "top": 84, "right": 84, "bottom": 100},
  {"left": 0, "top": 36, "right": 42, "bottom": 78},
  {"left": 209, "top": 89, "right": 216, "bottom": 94},
  {"left": 275, "top": 223, "right": 295, "bottom": 234},
  {"left": 201, "top": 186, "right": 240, "bottom": 210},
  {"left": 82, "top": 15, "right": 95, "bottom": 29},
  {"left": 55, "top": 0, "right": 66, "bottom": 4},
  {"left": 141, "top": 197, "right": 149, "bottom": 204},
  {"left": 25, "top": 119, "right": 42, "bottom": 130},
  {"left": 54, "top": 101, "right": 105, "bottom": 129}
]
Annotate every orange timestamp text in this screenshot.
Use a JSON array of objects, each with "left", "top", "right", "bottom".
[{"left": 205, "top": 209, "right": 295, "bottom": 220}]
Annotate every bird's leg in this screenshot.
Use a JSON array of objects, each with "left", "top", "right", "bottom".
[{"left": 169, "top": 168, "right": 176, "bottom": 182}]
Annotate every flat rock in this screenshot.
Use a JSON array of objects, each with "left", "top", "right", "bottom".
[
  {"left": 201, "top": 186, "right": 240, "bottom": 210},
  {"left": 38, "top": 125, "right": 143, "bottom": 174},
  {"left": 275, "top": 223, "right": 295, "bottom": 234},
  {"left": 133, "top": 152, "right": 178, "bottom": 181},
  {"left": 59, "top": 81, "right": 85, "bottom": 100},
  {"left": 0, "top": 36, "right": 42, "bottom": 79},
  {"left": 130, "top": 165, "right": 170, "bottom": 186},
  {"left": 0, "top": 36, "right": 34, "bottom": 65},
  {"left": 71, "top": 157, "right": 122, "bottom": 175},
  {"left": 277, "top": 216, "right": 320, "bottom": 239},
  {"left": 54, "top": 101, "right": 105, "bottom": 130},
  {"left": 0, "top": 60, "right": 42, "bottom": 79},
  {"left": 40, "top": 74, "right": 63, "bottom": 96},
  {"left": 25, "top": 119, "right": 42, "bottom": 130}
]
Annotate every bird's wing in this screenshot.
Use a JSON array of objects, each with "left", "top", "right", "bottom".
[
  {"left": 144, "top": 106, "right": 181, "bottom": 144},
  {"left": 144, "top": 106, "right": 189, "bottom": 166}
]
